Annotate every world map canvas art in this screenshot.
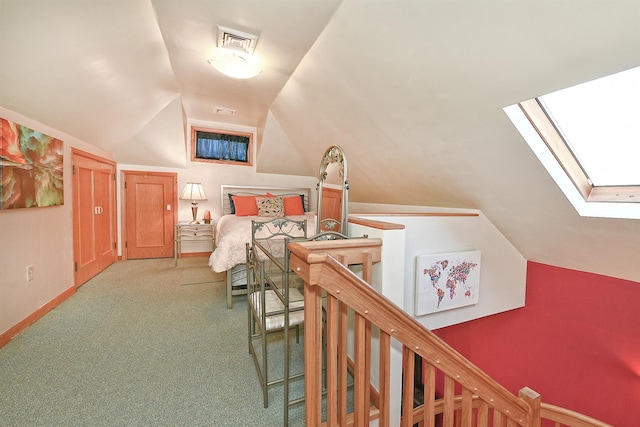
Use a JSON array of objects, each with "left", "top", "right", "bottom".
[
  {"left": 0, "top": 118, "right": 64, "bottom": 209},
  {"left": 415, "top": 250, "right": 481, "bottom": 316}
]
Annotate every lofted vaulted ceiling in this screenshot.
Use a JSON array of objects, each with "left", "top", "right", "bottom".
[{"left": 1, "top": 0, "right": 639, "bottom": 282}]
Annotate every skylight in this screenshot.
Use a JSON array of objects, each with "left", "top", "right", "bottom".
[
  {"left": 538, "top": 66, "right": 640, "bottom": 186},
  {"left": 504, "top": 65, "right": 640, "bottom": 219}
]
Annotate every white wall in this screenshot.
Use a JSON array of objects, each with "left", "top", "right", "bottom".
[
  {"left": 0, "top": 106, "right": 114, "bottom": 336},
  {"left": 0, "top": 110, "right": 318, "bottom": 337},
  {"left": 117, "top": 118, "right": 318, "bottom": 256},
  {"left": 349, "top": 210, "right": 527, "bottom": 330}
]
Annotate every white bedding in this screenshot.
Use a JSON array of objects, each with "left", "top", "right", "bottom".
[{"left": 208, "top": 212, "right": 317, "bottom": 273}]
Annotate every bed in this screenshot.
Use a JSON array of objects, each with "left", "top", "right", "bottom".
[{"left": 208, "top": 185, "right": 316, "bottom": 308}]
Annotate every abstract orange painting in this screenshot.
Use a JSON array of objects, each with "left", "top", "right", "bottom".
[{"left": 0, "top": 118, "right": 64, "bottom": 209}]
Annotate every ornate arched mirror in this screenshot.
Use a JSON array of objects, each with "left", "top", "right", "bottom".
[{"left": 316, "top": 145, "right": 348, "bottom": 235}]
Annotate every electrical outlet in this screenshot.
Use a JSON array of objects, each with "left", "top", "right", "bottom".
[{"left": 26, "top": 265, "right": 33, "bottom": 282}]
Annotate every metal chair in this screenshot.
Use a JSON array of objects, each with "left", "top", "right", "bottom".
[{"left": 246, "top": 218, "right": 309, "bottom": 411}]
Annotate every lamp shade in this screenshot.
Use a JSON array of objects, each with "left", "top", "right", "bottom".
[
  {"left": 180, "top": 183, "right": 207, "bottom": 201},
  {"left": 207, "top": 49, "right": 262, "bottom": 79}
]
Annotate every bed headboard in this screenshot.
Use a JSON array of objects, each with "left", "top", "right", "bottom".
[{"left": 220, "top": 185, "right": 312, "bottom": 216}]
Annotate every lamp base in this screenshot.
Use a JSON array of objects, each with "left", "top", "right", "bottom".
[{"left": 191, "top": 204, "right": 199, "bottom": 224}]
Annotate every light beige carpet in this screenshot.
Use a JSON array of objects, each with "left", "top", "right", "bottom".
[{"left": 0, "top": 257, "right": 309, "bottom": 426}]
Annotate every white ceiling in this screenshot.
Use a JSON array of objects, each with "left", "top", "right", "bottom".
[{"left": 1, "top": 0, "right": 640, "bottom": 282}]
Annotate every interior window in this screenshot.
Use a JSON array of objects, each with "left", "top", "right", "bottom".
[{"left": 191, "top": 126, "right": 253, "bottom": 166}]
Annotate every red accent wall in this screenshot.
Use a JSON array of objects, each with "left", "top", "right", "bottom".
[{"left": 433, "top": 261, "right": 640, "bottom": 427}]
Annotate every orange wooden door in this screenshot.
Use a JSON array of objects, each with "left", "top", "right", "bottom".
[
  {"left": 124, "top": 172, "right": 176, "bottom": 259},
  {"left": 95, "top": 167, "right": 116, "bottom": 264},
  {"left": 72, "top": 150, "right": 117, "bottom": 286}
]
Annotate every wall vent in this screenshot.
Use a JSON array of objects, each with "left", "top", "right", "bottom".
[
  {"left": 217, "top": 26, "right": 259, "bottom": 55},
  {"left": 214, "top": 107, "right": 236, "bottom": 116}
]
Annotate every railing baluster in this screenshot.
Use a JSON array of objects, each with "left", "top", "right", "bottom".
[
  {"left": 423, "top": 362, "right": 436, "bottom": 427},
  {"left": 401, "top": 346, "right": 415, "bottom": 427},
  {"left": 362, "top": 251, "right": 373, "bottom": 283},
  {"left": 353, "top": 311, "right": 367, "bottom": 425},
  {"left": 338, "top": 299, "right": 348, "bottom": 425},
  {"left": 478, "top": 400, "right": 489, "bottom": 427},
  {"left": 364, "top": 316, "right": 372, "bottom": 425},
  {"left": 461, "top": 387, "right": 473, "bottom": 426},
  {"left": 378, "top": 330, "right": 391, "bottom": 427},
  {"left": 325, "top": 294, "right": 339, "bottom": 426},
  {"left": 444, "top": 375, "right": 455, "bottom": 427}
]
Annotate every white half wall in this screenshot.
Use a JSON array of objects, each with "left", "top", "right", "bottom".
[
  {"left": 347, "top": 210, "right": 526, "bottom": 427},
  {"left": 350, "top": 212, "right": 527, "bottom": 330}
]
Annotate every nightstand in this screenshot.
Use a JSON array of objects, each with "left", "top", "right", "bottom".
[{"left": 174, "top": 222, "right": 215, "bottom": 266}]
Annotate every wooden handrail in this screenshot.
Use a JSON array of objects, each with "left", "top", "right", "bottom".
[
  {"left": 409, "top": 396, "right": 613, "bottom": 427},
  {"left": 540, "top": 403, "right": 614, "bottom": 427},
  {"left": 288, "top": 238, "right": 611, "bottom": 427}
]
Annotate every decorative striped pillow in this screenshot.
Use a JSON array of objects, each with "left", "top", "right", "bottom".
[{"left": 256, "top": 196, "right": 285, "bottom": 218}]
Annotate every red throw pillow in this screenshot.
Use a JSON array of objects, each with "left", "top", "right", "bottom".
[
  {"left": 283, "top": 195, "right": 305, "bottom": 215},
  {"left": 231, "top": 195, "right": 260, "bottom": 216}
]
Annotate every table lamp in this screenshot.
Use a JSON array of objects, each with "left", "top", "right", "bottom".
[{"left": 180, "top": 182, "right": 207, "bottom": 223}]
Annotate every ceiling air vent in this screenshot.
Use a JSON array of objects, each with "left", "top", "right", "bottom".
[
  {"left": 214, "top": 107, "right": 236, "bottom": 116},
  {"left": 217, "top": 26, "right": 259, "bottom": 55}
]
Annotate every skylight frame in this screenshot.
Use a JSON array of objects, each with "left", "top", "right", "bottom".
[{"left": 518, "top": 98, "right": 640, "bottom": 204}]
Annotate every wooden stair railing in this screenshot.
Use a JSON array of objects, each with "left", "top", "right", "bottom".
[
  {"left": 288, "top": 238, "right": 613, "bottom": 427},
  {"left": 539, "top": 404, "right": 613, "bottom": 427}
]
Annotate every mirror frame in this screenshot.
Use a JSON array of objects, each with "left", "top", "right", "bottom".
[{"left": 316, "top": 145, "right": 349, "bottom": 235}]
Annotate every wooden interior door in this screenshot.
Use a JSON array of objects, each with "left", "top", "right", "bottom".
[
  {"left": 95, "top": 168, "right": 116, "bottom": 264},
  {"left": 124, "top": 171, "right": 176, "bottom": 259},
  {"left": 72, "top": 150, "right": 117, "bottom": 286}
]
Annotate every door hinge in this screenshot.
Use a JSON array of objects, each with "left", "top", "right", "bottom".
[
  {"left": 125, "top": 241, "right": 128, "bottom": 248},
  {"left": 74, "top": 262, "right": 78, "bottom": 272},
  {"left": 113, "top": 242, "right": 117, "bottom": 250},
  {"left": 72, "top": 165, "right": 76, "bottom": 175}
]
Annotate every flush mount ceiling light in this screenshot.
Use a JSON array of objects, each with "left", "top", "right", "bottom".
[
  {"left": 208, "top": 26, "right": 262, "bottom": 79},
  {"left": 207, "top": 51, "right": 261, "bottom": 79}
]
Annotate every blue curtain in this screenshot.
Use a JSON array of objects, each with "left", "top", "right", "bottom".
[{"left": 196, "top": 133, "right": 248, "bottom": 162}]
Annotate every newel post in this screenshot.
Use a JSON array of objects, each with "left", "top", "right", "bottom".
[
  {"left": 519, "top": 387, "right": 541, "bottom": 427},
  {"left": 289, "top": 248, "right": 324, "bottom": 427}
]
